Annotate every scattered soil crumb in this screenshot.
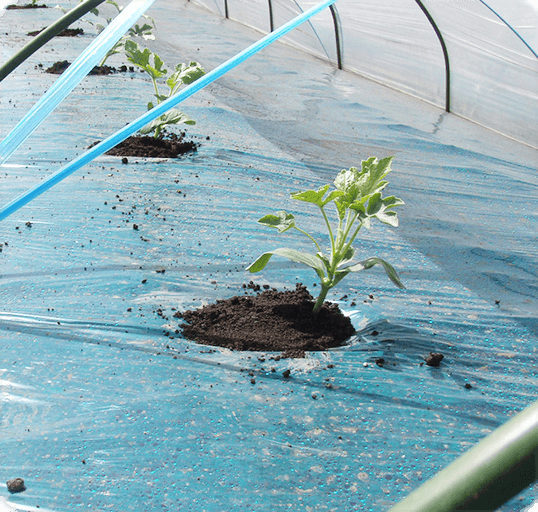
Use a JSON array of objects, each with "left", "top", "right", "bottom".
[{"left": 425, "top": 352, "right": 444, "bottom": 367}]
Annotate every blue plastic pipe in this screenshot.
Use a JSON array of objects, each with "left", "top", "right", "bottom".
[
  {"left": 0, "top": 0, "right": 157, "bottom": 166},
  {"left": 0, "top": 0, "right": 338, "bottom": 222}
]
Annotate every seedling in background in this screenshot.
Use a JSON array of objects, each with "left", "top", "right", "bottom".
[
  {"left": 123, "top": 40, "right": 205, "bottom": 138},
  {"left": 56, "top": 0, "right": 156, "bottom": 67},
  {"left": 93, "top": 0, "right": 155, "bottom": 67},
  {"left": 247, "top": 157, "right": 405, "bottom": 314}
]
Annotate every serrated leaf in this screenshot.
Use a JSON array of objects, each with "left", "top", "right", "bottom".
[
  {"left": 382, "top": 196, "right": 405, "bottom": 209},
  {"left": 315, "top": 251, "right": 331, "bottom": 272},
  {"left": 366, "top": 192, "right": 383, "bottom": 216},
  {"left": 334, "top": 167, "right": 359, "bottom": 194},
  {"left": 246, "top": 248, "right": 326, "bottom": 280},
  {"left": 291, "top": 185, "right": 330, "bottom": 207},
  {"left": 139, "top": 109, "right": 195, "bottom": 135},
  {"left": 172, "top": 62, "right": 205, "bottom": 86},
  {"left": 375, "top": 211, "right": 399, "bottom": 227},
  {"left": 339, "top": 257, "right": 405, "bottom": 289},
  {"left": 349, "top": 192, "right": 403, "bottom": 227},
  {"left": 338, "top": 246, "right": 355, "bottom": 267},
  {"left": 258, "top": 211, "right": 295, "bottom": 233},
  {"left": 334, "top": 198, "right": 349, "bottom": 220},
  {"left": 153, "top": 53, "right": 166, "bottom": 75}
]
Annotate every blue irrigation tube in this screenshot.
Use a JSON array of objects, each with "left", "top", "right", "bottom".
[
  {"left": 0, "top": 0, "right": 338, "bottom": 222},
  {"left": 0, "top": 0, "right": 157, "bottom": 166}
]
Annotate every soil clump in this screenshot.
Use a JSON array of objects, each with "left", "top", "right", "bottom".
[
  {"left": 28, "top": 27, "right": 83, "bottom": 37},
  {"left": 91, "top": 132, "right": 198, "bottom": 158},
  {"left": 7, "top": 3, "right": 47, "bottom": 9},
  {"left": 44, "top": 60, "right": 134, "bottom": 75},
  {"left": 175, "top": 284, "right": 356, "bottom": 357}
]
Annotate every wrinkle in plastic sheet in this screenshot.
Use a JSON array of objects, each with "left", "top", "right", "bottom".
[{"left": 1, "top": 1, "right": 538, "bottom": 511}]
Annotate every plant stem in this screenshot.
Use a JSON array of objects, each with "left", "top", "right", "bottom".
[
  {"left": 320, "top": 206, "right": 336, "bottom": 255},
  {"left": 340, "top": 217, "right": 363, "bottom": 259},
  {"left": 294, "top": 227, "right": 322, "bottom": 253},
  {"left": 312, "top": 281, "right": 331, "bottom": 314}
]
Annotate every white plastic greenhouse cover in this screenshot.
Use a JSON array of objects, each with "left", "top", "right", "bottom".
[{"left": 192, "top": 0, "right": 538, "bottom": 149}]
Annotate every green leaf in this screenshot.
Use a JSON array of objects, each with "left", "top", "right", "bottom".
[
  {"left": 290, "top": 185, "right": 343, "bottom": 208},
  {"left": 350, "top": 193, "right": 403, "bottom": 227},
  {"left": 128, "top": 23, "right": 154, "bottom": 38},
  {"left": 291, "top": 185, "right": 330, "bottom": 207},
  {"left": 258, "top": 211, "right": 295, "bottom": 233},
  {"left": 366, "top": 192, "right": 383, "bottom": 216},
  {"left": 334, "top": 199, "right": 348, "bottom": 220},
  {"left": 247, "top": 248, "right": 326, "bottom": 280},
  {"left": 383, "top": 195, "right": 405, "bottom": 209},
  {"left": 337, "top": 246, "right": 355, "bottom": 267},
  {"left": 124, "top": 40, "right": 167, "bottom": 80},
  {"left": 339, "top": 257, "right": 405, "bottom": 289},
  {"left": 105, "top": 0, "right": 122, "bottom": 12},
  {"left": 334, "top": 157, "right": 395, "bottom": 210},
  {"left": 139, "top": 109, "right": 195, "bottom": 135},
  {"left": 171, "top": 62, "right": 205, "bottom": 86},
  {"left": 315, "top": 251, "right": 331, "bottom": 272}
]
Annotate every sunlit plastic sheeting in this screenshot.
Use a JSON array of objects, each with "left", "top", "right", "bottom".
[
  {"left": 423, "top": 0, "right": 538, "bottom": 148},
  {"left": 192, "top": 0, "right": 538, "bottom": 148},
  {"left": 332, "top": 0, "right": 444, "bottom": 106},
  {"left": 270, "top": 0, "right": 338, "bottom": 63},
  {"left": 217, "top": 0, "right": 337, "bottom": 62}
]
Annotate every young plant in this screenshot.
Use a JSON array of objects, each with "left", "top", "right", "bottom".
[
  {"left": 123, "top": 39, "right": 204, "bottom": 138},
  {"left": 56, "top": 0, "right": 156, "bottom": 67},
  {"left": 247, "top": 156, "right": 405, "bottom": 314},
  {"left": 94, "top": 0, "right": 156, "bottom": 67}
]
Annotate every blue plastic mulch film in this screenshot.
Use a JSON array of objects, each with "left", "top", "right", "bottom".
[
  {"left": 0, "top": 0, "right": 157, "bottom": 166},
  {"left": 0, "top": 0, "right": 537, "bottom": 511},
  {"left": 0, "top": 0, "right": 338, "bottom": 222}
]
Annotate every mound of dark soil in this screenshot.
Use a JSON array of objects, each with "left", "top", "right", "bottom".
[
  {"left": 99, "top": 133, "right": 199, "bottom": 158},
  {"left": 7, "top": 3, "right": 47, "bottom": 9},
  {"left": 28, "top": 27, "right": 83, "bottom": 37},
  {"left": 44, "top": 60, "right": 134, "bottom": 75},
  {"left": 175, "top": 284, "right": 356, "bottom": 357}
]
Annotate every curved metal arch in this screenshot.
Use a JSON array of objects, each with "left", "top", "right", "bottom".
[
  {"left": 227, "top": 0, "right": 342, "bottom": 69},
  {"left": 268, "top": 0, "right": 274, "bottom": 31},
  {"left": 414, "top": 0, "right": 451, "bottom": 112},
  {"left": 329, "top": 4, "right": 343, "bottom": 70}
]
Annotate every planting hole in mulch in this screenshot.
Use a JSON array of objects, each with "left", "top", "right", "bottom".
[
  {"left": 175, "top": 284, "right": 356, "bottom": 358},
  {"left": 28, "top": 27, "right": 83, "bottom": 37},
  {"left": 90, "top": 132, "right": 199, "bottom": 158}
]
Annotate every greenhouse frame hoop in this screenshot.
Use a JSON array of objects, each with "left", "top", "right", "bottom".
[
  {"left": 414, "top": 0, "right": 451, "bottom": 112},
  {"left": 205, "top": 0, "right": 538, "bottom": 115}
]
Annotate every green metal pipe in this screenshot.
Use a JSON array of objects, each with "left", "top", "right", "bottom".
[
  {"left": 388, "top": 400, "right": 538, "bottom": 511},
  {"left": 0, "top": 0, "right": 107, "bottom": 82}
]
